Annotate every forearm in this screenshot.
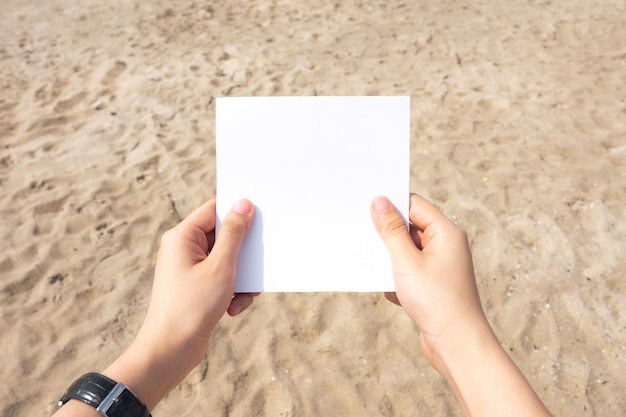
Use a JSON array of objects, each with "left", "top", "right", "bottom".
[
  {"left": 100, "top": 342, "right": 181, "bottom": 411},
  {"left": 51, "top": 348, "right": 180, "bottom": 417},
  {"left": 433, "top": 318, "right": 552, "bottom": 417},
  {"left": 103, "top": 319, "right": 211, "bottom": 411},
  {"left": 52, "top": 328, "right": 205, "bottom": 416}
]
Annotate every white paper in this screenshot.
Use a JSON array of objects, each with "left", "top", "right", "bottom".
[{"left": 216, "top": 96, "right": 409, "bottom": 292}]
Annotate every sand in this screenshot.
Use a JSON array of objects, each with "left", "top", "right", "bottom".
[{"left": 1, "top": 0, "right": 625, "bottom": 416}]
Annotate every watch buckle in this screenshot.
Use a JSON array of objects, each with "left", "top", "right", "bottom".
[{"left": 96, "top": 382, "right": 128, "bottom": 416}]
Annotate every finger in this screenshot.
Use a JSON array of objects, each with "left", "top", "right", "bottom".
[
  {"left": 210, "top": 198, "right": 255, "bottom": 266},
  {"left": 158, "top": 200, "right": 217, "bottom": 264},
  {"left": 180, "top": 198, "right": 217, "bottom": 235},
  {"left": 408, "top": 193, "right": 449, "bottom": 232},
  {"left": 227, "top": 293, "right": 258, "bottom": 316},
  {"left": 371, "top": 196, "right": 416, "bottom": 260},
  {"left": 384, "top": 292, "right": 401, "bottom": 306}
]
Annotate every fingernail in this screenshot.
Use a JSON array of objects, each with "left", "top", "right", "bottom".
[
  {"left": 233, "top": 198, "right": 252, "bottom": 215},
  {"left": 373, "top": 196, "right": 391, "bottom": 215}
]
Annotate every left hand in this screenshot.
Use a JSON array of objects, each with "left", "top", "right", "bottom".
[
  {"left": 103, "top": 198, "right": 257, "bottom": 410},
  {"left": 143, "top": 197, "right": 257, "bottom": 358}
]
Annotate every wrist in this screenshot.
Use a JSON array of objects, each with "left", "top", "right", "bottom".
[
  {"left": 102, "top": 327, "right": 209, "bottom": 411},
  {"left": 57, "top": 373, "right": 151, "bottom": 417},
  {"left": 426, "top": 315, "right": 500, "bottom": 382},
  {"left": 424, "top": 315, "right": 551, "bottom": 417}
]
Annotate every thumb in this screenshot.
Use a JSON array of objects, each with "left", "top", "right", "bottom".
[
  {"left": 209, "top": 199, "right": 255, "bottom": 268},
  {"left": 371, "top": 196, "right": 416, "bottom": 263}
]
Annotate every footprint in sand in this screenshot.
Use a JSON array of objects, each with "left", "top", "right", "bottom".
[
  {"left": 54, "top": 91, "right": 87, "bottom": 112},
  {"left": 102, "top": 60, "right": 127, "bottom": 86}
]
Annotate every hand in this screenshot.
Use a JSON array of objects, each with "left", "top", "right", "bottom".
[
  {"left": 371, "top": 193, "right": 484, "bottom": 368},
  {"left": 146, "top": 198, "right": 257, "bottom": 351},
  {"left": 371, "top": 194, "right": 552, "bottom": 417},
  {"left": 105, "top": 198, "right": 257, "bottom": 410}
]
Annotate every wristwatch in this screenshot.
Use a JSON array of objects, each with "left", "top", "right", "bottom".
[{"left": 58, "top": 373, "right": 151, "bottom": 417}]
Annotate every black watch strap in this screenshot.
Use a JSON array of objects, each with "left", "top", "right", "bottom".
[{"left": 58, "top": 373, "right": 151, "bottom": 417}]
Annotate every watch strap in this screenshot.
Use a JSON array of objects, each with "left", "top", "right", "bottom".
[{"left": 59, "top": 373, "right": 151, "bottom": 417}]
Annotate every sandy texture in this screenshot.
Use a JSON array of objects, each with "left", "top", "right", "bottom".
[{"left": 1, "top": 0, "right": 625, "bottom": 416}]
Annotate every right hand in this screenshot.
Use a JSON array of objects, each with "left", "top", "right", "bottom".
[
  {"left": 370, "top": 193, "right": 487, "bottom": 369},
  {"left": 371, "top": 194, "right": 553, "bottom": 417}
]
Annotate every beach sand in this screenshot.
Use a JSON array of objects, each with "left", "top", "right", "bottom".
[{"left": 1, "top": 0, "right": 625, "bottom": 415}]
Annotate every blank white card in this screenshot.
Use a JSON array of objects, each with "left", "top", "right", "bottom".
[{"left": 216, "top": 96, "right": 409, "bottom": 292}]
